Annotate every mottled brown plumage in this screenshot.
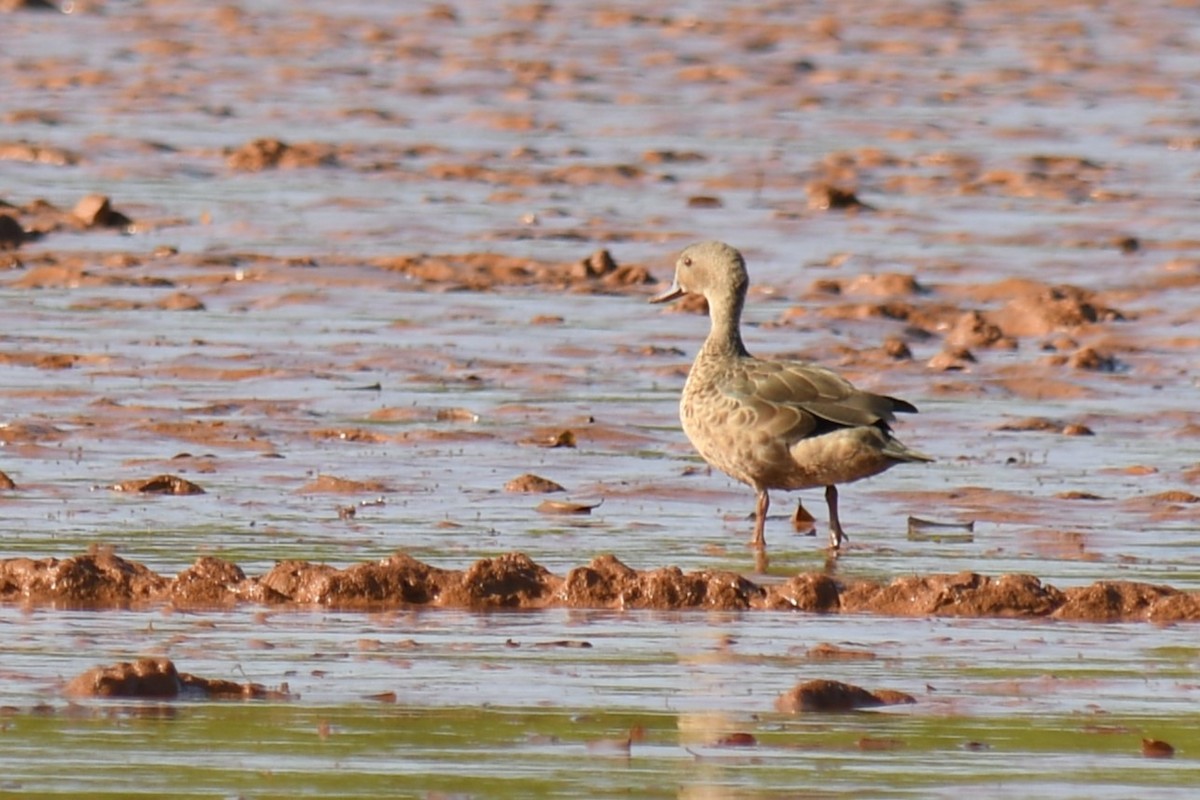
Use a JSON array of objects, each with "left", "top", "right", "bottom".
[{"left": 651, "top": 241, "right": 931, "bottom": 553}]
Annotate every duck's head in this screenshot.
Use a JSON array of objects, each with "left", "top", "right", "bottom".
[{"left": 650, "top": 240, "right": 749, "bottom": 306}]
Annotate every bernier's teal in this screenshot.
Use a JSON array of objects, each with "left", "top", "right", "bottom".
[{"left": 651, "top": 241, "right": 931, "bottom": 553}]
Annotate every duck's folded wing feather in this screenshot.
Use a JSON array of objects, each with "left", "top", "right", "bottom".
[{"left": 723, "top": 359, "right": 914, "bottom": 438}]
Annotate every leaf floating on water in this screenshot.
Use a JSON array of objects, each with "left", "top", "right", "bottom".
[
  {"left": 504, "top": 473, "right": 566, "bottom": 493},
  {"left": 112, "top": 474, "right": 205, "bottom": 495},
  {"left": 0, "top": 469, "right": 15, "bottom": 490},
  {"left": 536, "top": 498, "right": 601, "bottom": 515},
  {"left": 1142, "top": 738, "right": 1175, "bottom": 759}
]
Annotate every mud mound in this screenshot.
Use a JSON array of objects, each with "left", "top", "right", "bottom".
[
  {"left": 0, "top": 194, "right": 134, "bottom": 245},
  {"left": 775, "top": 679, "right": 916, "bottom": 713},
  {"left": 1052, "top": 580, "right": 1177, "bottom": 622},
  {"left": 759, "top": 573, "right": 842, "bottom": 612},
  {"left": 0, "top": 551, "right": 169, "bottom": 607},
  {"left": 65, "top": 657, "right": 292, "bottom": 700},
  {"left": 370, "top": 249, "right": 653, "bottom": 293},
  {"left": 4, "top": 551, "right": 1200, "bottom": 622},
  {"left": 560, "top": 555, "right": 765, "bottom": 610},
  {"left": 838, "top": 571, "right": 1064, "bottom": 618},
  {"left": 170, "top": 557, "right": 253, "bottom": 607}
]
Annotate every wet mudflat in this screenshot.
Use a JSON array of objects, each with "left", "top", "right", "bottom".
[{"left": 2, "top": 0, "right": 1200, "bottom": 796}]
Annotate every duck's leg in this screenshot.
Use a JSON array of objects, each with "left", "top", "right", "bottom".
[
  {"left": 825, "top": 484, "right": 848, "bottom": 550},
  {"left": 752, "top": 488, "right": 769, "bottom": 549}
]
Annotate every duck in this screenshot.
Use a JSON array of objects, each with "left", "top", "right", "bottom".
[{"left": 650, "top": 240, "right": 931, "bottom": 553}]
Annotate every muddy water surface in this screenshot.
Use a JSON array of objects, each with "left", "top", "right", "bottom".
[{"left": 2, "top": 0, "right": 1200, "bottom": 796}]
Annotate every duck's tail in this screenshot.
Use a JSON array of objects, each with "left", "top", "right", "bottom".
[{"left": 883, "top": 437, "right": 934, "bottom": 464}]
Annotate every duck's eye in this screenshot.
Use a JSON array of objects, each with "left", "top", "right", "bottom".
[{"left": 682, "top": 257, "right": 693, "bottom": 267}]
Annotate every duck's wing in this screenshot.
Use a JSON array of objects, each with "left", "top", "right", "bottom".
[{"left": 723, "top": 358, "right": 916, "bottom": 440}]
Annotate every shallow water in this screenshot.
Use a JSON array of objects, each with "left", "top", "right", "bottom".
[
  {"left": 2, "top": 0, "right": 1200, "bottom": 795},
  {"left": 5, "top": 605, "right": 1200, "bottom": 797}
]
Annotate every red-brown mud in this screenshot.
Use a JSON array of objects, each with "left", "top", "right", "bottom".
[
  {"left": 1141, "top": 738, "right": 1176, "bottom": 759},
  {"left": 0, "top": 187, "right": 1177, "bottom": 425},
  {"left": 4, "top": 551, "right": 1199, "bottom": 623},
  {"left": 0, "top": 194, "right": 135, "bottom": 243},
  {"left": 775, "top": 679, "right": 915, "bottom": 713},
  {"left": 505, "top": 473, "right": 566, "bottom": 493},
  {"left": 112, "top": 474, "right": 206, "bottom": 495},
  {"left": 370, "top": 249, "right": 653, "bottom": 293},
  {"left": 0, "top": 1, "right": 1196, "bottom": 795},
  {"left": 64, "top": 657, "right": 292, "bottom": 700}
]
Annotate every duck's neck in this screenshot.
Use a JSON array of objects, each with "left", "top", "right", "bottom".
[{"left": 701, "top": 292, "right": 749, "bottom": 359}]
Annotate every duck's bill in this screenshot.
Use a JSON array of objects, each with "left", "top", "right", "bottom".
[{"left": 649, "top": 283, "right": 685, "bottom": 304}]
